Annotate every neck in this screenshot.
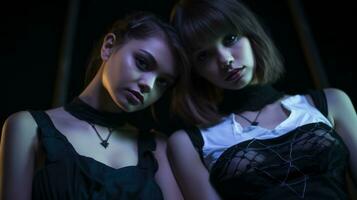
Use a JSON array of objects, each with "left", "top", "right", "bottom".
[
  {"left": 79, "top": 66, "right": 123, "bottom": 114},
  {"left": 219, "top": 84, "right": 284, "bottom": 114}
]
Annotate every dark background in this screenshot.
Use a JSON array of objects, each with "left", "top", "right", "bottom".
[{"left": 1, "top": 0, "right": 356, "bottom": 132}]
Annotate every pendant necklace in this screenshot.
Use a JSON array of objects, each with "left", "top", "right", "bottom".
[
  {"left": 237, "top": 109, "right": 263, "bottom": 126},
  {"left": 87, "top": 122, "right": 114, "bottom": 149}
]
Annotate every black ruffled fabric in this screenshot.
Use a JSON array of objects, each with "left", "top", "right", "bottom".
[{"left": 30, "top": 111, "right": 163, "bottom": 200}]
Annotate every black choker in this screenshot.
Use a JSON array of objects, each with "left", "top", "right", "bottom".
[
  {"left": 64, "top": 97, "right": 132, "bottom": 129},
  {"left": 218, "top": 85, "right": 284, "bottom": 114}
]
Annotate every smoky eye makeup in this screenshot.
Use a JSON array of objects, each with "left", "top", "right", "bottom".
[
  {"left": 195, "top": 51, "right": 207, "bottom": 62},
  {"left": 195, "top": 49, "right": 213, "bottom": 63},
  {"left": 222, "top": 34, "right": 240, "bottom": 46},
  {"left": 134, "top": 54, "right": 149, "bottom": 71},
  {"left": 134, "top": 50, "right": 176, "bottom": 89},
  {"left": 134, "top": 50, "right": 157, "bottom": 71}
]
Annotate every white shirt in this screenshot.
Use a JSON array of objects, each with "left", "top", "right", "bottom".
[{"left": 199, "top": 95, "right": 333, "bottom": 170}]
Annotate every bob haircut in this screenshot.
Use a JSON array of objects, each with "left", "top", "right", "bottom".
[
  {"left": 85, "top": 12, "right": 190, "bottom": 125},
  {"left": 171, "top": 0, "right": 284, "bottom": 126}
]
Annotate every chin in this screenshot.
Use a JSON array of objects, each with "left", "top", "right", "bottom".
[
  {"left": 111, "top": 98, "right": 132, "bottom": 113},
  {"left": 120, "top": 106, "right": 139, "bottom": 113},
  {"left": 119, "top": 103, "right": 138, "bottom": 113},
  {"left": 124, "top": 104, "right": 149, "bottom": 113},
  {"left": 113, "top": 96, "right": 138, "bottom": 113}
]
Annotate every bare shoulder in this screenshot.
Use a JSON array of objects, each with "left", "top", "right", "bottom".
[
  {"left": 323, "top": 88, "right": 354, "bottom": 117},
  {"left": 167, "top": 128, "right": 203, "bottom": 166},
  {"left": 322, "top": 88, "right": 357, "bottom": 131},
  {"left": 2, "top": 111, "right": 38, "bottom": 142},
  {"left": 1, "top": 111, "right": 40, "bottom": 200},
  {"left": 154, "top": 129, "right": 194, "bottom": 151},
  {"left": 302, "top": 88, "right": 348, "bottom": 105},
  {"left": 168, "top": 129, "right": 190, "bottom": 146},
  {"left": 1, "top": 110, "right": 41, "bottom": 146},
  {"left": 167, "top": 129, "right": 197, "bottom": 156},
  {"left": 323, "top": 88, "right": 351, "bottom": 105},
  {"left": 303, "top": 88, "right": 351, "bottom": 124},
  {"left": 4, "top": 111, "right": 36, "bottom": 126}
]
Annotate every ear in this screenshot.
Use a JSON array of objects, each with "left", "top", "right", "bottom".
[{"left": 101, "top": 33, "right": 116, "bottom": 61}]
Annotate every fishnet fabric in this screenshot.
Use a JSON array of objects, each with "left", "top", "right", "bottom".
[{"left": 210, "top": 123, "right": 339, "bottom": 198}]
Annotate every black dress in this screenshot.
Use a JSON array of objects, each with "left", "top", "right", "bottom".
[
  {"left": 185, "top": 91, "right": 350, "bottom": 200},
  {"left": 29, "top": 111, "right": 163, "bottom": 200}
]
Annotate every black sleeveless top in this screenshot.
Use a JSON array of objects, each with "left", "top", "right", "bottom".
[
  {"left": 185, "top": 91, "right": 350, "bottom": 200},
  {"left": 29, "top": 111, "right": 163, "bottom": 200}
]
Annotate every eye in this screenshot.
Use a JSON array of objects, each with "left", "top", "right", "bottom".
[
  {"left": 196, "top": 50, "right": 210, "bottom": 63},
  {"left": 222, "top": 34, "right": 239, "bottom": 46},
  {"left": 135, "top": 55, "right": 150, "bottom": 71}
]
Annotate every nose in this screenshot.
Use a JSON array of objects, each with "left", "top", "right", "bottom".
[
  {"left": 217, "top": 45, "right": 234, "bottom": 70},
  {"left": 138, "top": 73, "right": 156, "bottom": 93}
]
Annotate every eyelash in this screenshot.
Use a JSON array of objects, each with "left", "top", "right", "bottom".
[
  {"left": 196, "top": 50, "right": 212, "bottom": 63},
  {"left": 222, "top": 34, "right": 239, "bottom": 46},
  {"left": 135, "top": 55, "right": 150, "bottom": 71},
  {"left": 195, "top": 34, "right": 239, "bottom": 63},
  {"left": 135, "top": 54, "right": 172, "bottom": 89}
]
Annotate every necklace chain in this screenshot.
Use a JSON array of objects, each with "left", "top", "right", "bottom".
[
  {"left": 237, "top": 109, "right": 263, "bottom": 126},
  {"left": 88, "top": 122, "right": 114, "bottom": 149}
]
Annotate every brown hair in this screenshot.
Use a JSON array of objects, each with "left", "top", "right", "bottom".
[
  {"left": 85, "top": 12, "right": 189, "bottom": 88},
  {"left": 171, "top": 0, "right": 284, "bottom": 126},
  {"left": 85, "top": 12, "right": 190, "bottom": 123}
]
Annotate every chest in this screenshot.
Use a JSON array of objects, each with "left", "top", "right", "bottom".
[
  {"left": 35, "top": 125, "right": 139, "bottom": 171},
  {"left": 234, "top": 102, "right": 290, "bottom": 130}
]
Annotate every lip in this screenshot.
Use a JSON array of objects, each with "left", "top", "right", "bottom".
[
  {"left": 126, "top": 89, "right": 144, "bottom": 104},
  {"left": 224, "top": 66, "right": 245, "bottom": 82}
]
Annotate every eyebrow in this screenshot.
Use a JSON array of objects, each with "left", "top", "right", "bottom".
[
  {"left": 138, "top": 49, "right": 177, "bottom": 80},
  {"left": 139, "top": 49, "right": 157, "bottom": 67}
]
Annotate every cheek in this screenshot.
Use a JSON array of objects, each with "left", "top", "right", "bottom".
[
  {"left": 141, "top": 91, "right": 162, "bottom": 108},
  {"left": 109, "top": 59, "right": 137, "bottom": 85},
  {"left": 241, "top": 42, "right": 255, "bottom": 66},
  {"left": 106, "top": 57, "right": 122, "bottom": 76},
  {"left": 244, "top": 48, "right": 255, "bottom": 66},
  {"left": 150, "top": 89, "right": 163, "bottom": 101}
]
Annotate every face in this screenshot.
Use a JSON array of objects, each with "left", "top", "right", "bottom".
[
  {"left": 101, "top": 35, "right": 177, "bottom": 112},
  {"left": 193, "top": 34, "right": 255, "bottom": 90}
]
